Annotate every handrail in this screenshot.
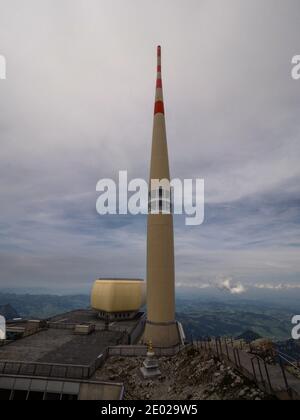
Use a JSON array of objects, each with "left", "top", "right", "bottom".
[
  {"left": 0, "top": 357, "right": 100, "bottom": 380},
  {"left": 277, "top": 349, "right": 299, "bottom": 363},
  {"left": 0, "top": 359, "right": 89, "bottom": 369},
  {"left": 276, "top": 351, "right": 300, "bottom": 372}
]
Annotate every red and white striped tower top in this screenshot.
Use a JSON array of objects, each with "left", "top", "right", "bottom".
[
  {"left": 150, "top": 45, "right": 171, "bottom": 182},
  {"left": 154, "top": 45, "right": 165, "bottom": 115}
]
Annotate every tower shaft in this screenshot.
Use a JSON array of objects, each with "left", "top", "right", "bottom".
[{"left": 143, "top": 46, "right": 181, "bottom": 348}]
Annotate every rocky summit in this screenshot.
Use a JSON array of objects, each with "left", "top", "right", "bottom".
[{"left": 96, "top": 346, "right": 272, "bottom": 400}]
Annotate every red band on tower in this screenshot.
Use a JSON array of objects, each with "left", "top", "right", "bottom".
[
  {"left": 154, "top": 101, "right": 164, "bottom": 115},
  {"left": 156, "top": 79, "right": 162, "bottom": 88}
]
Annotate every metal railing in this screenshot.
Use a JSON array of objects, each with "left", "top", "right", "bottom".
[
  {"left": 276, "top": 350, "right": 300, "bottom": 372},
  {"left": 0, "top": 360, "right": 91, "bottom": 380},
  {"left": 191, "top": 336, "right": 300, "bottom": 400},
  {"left": 0, "top": 374, "right": 125, "bottom": 401},
  {"left": 107, "top": 342, "right": 184, "bottom": 358},
  {"left": 0, "top": 347, "right": 110, "bottom": 381}
]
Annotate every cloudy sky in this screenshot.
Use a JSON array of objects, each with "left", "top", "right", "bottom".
[{"left": 0, "top": 0, "right": 300, "bottom": 295}]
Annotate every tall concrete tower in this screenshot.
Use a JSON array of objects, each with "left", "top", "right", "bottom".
[{"left": 143, "top": 46, "right": 181, "bottom": 347}]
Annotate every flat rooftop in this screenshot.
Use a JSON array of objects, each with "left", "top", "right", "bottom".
[
  {"left": 48, "top": 309, "right": 143, "bottom": 332},
  {"left": 0, "top": 328, "right": 124, "bottom": 365},
  {"left": 0, "top": 309, "right": 144, "bottom": 367}
]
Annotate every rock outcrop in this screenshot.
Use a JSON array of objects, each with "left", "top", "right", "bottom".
[{"left": 96, "top": 346, "right": 271, "bottom": 400}]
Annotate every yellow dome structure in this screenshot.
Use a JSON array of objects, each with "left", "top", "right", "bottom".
[{"left": 91, "top": 279, "right": 146, "bottom": 321}]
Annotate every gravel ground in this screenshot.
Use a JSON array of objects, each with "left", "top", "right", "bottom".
[{"left": 96, "top": 346, "right": 274, "bottom": 400}]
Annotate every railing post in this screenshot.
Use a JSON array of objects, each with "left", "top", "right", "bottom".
[
  {"left": 251, "top": 357, "right": 258, "bottom": 383},
  {"left": 279, "top": 355, "right": 293, "bottom": 400},
  {"left": 215, "top": 339, "right": 220, "bottom": 358},
  {"left": 232, "top": 348, "right": 238, "bottom": 366},
  {"left": 208, "top": 339, "right": 211, "bottom": 352},
  {"left": 17, "top": 362, "right": 22, "bottom": 375},
  {"left": 225, "top": 339, "right": 230, "bottom": 360},
  {"left": 257, "top": 358, "right": 266, "bottom": 390},
  {"left": 235, "top": 348, "right": 241, "bottom": 368},
  {"left": 49, "top": 363, "right": 54, "bottom": 378},
  {"left": 263, "top": 360, "right": 273, "bottom": 392},
  {"left": 217, "top": 338, "right": 221, "bottom": 358},
  {"left": 221, "top": 338, "right": 224, "bottom": 357}
]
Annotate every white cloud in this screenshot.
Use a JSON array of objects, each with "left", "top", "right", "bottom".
[
  {"left": 215, "top": 277, "right": 247, "bottom": 295},
  {"left": 176, "top": 281, "right": 211, "bottom": 289},
  {"left": 254, "top": 283, "right": 300, "bottom": 290}
]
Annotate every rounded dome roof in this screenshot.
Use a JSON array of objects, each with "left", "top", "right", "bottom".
[{"left": 91, "top": 279, "right": 146, "bottom": 313}]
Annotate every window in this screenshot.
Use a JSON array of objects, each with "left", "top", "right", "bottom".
[
  {"left": 0, "top": 389, "right": 12, "bottom": 400},
  {"left": 44, "top": 393, "right": 61, "bottom": 401},
  {"left": 61, "top": 393, "right": 78, "bottom": 401},
  {"left": 12, "top": 390, "right": 28, "bottom": 400},
  {"left": 148, "top": 187, "right": 172, "bottom": 214},
  {"left": 27, "top": 391, "right": 44, "bottom": 401}
]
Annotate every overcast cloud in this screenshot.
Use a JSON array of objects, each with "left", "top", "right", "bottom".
[{"left": 0, "top": 0, "right": 300, "bottom": 294}]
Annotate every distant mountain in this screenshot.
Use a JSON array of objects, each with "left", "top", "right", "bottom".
[
  {"left": 0, "top": 304, "right": 20, "bottom": 320},
  {"left": 176, "top": 298, "right": 296, "bottom": 341},
  {"left": 236, "top": 330, "right": 262, "bottom": 343},
  {"left": 0, "top": 292, "right": 297, "bottom": 343},
  {"left": 0, "top": 293, "right": 89, "bottom": 319}
]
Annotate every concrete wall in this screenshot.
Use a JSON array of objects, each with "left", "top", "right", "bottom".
[
  {"left": 79, "top": 382, "right": 124, "bottom": 400},
  {"left": 108, "top": 344, "right": 183, "bottom": 357}
]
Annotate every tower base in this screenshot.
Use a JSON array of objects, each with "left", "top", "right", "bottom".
[{"left": 143, "top": 320, "right": 181, "bottom": 348}]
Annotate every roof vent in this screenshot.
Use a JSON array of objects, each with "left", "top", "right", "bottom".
[{"left": 74, "top": 324, "right": 95, "bottom": 335}]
